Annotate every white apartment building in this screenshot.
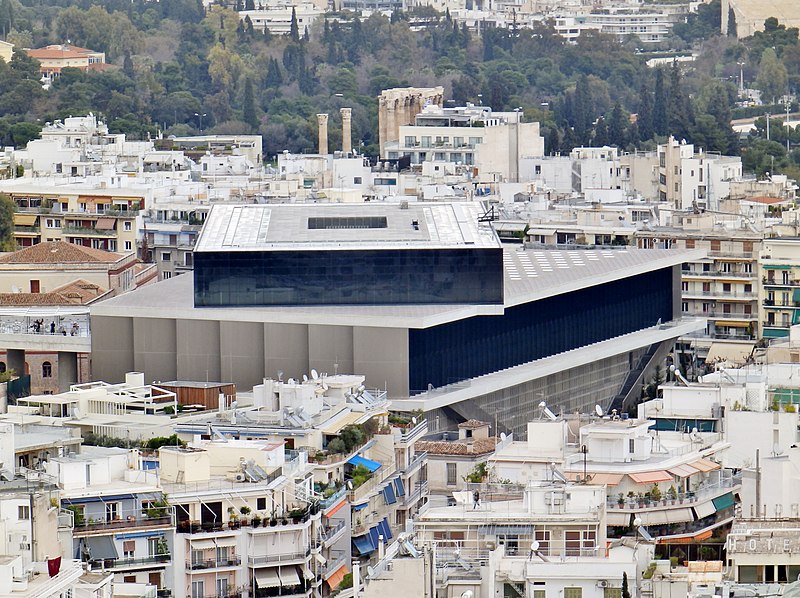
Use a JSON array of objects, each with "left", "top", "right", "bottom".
[
  {"left": 239, "top": 4, "right": 323, "bottom": 36},
  {"left": 384, "top": 104, "right": 544, "bottom": 182}
]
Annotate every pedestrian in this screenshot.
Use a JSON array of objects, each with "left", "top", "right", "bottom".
[
  {"left": 473, "top": 490, "right": 480, "bottom": 510},
  {"left": 50, "top": 321, "right": 55, "bottom": 334}
]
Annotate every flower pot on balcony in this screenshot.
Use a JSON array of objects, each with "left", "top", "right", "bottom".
[{"left": 270, "top": 518, "right": 278, "bottom": 527}]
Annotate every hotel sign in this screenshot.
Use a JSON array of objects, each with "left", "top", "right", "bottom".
[{"left": 727, "top": 535, "right": 800, "bottom": 554}]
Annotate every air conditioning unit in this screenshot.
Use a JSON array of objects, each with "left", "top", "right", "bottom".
[{"left": 597, "top": 581, "right": 609, "bottom": 588}]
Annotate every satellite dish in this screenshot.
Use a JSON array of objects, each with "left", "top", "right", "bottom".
[
  {"left": 357, "top": 384, "right": 366, "bottom": 394},
  {"left": 531, "top": 541, "right": 540, "bottom": 552},
  {"left": 500, "top": 432, "right": 507, "bottom": 441},
  {"left": 277, "top": 370, "right": 284, "bottom": 382},
  {"left": 311, "top": 369, "right": 319, "bottom": 380},
  {"left": 412, "top": 416, "right": 417, "bottom": 425},
  {"left": 367, "top": 566, "right": 375, "bottom": 576},
  {"left": 633, "top": 517, "right": 642, "bottom": 527},
  {"left": 322, "top": 382, "right": 328, "bottom": 391},
  {"left": 538, "top": 401, "right": 546, "bottom": 408},
  {"left": 303, "top": 374, "right": 308, "bottom": 382},
  {"left": 595, "top": 404, "right": 603, "bottom": 417},
  {"left": 774, "top": 443, "right": 784, "bottom": 456},
  {"left": 347, "top": 481, "right": 353, "bottom": 490},
  {"left": 454, "top": 547, "right": 461, "bottom": 557}
]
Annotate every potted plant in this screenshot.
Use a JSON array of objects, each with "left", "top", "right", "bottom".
[
  {"left": 252, "top": 514, "right": 262, "bottom": 528},
  {"left": 667, "top": 485, "right": 677, "bottom": 504},
  {"left": 650, "top": 484, "right": 662, "bottom": 504},
  {"left": 617, "top": 493, "right": 625, "bottom": 508},
  {"left": 239, "top": 505, "right": 251, "bottom": 525},
  {"left": 269, "top": 517, "right": 278, "bottom": 527}
]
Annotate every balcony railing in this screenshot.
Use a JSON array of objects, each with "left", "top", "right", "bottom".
[
  {"left": 683, "top": 270, "right": 755, "bottom": 279},
  {"left": 320, "top": 487, "right": 347, "bottom": 512},
  {"left": 186, "top": 557, "right": 242, "bottom": 570},
  {"left": 317, "top": 520, "right": 346, "bottom": 548},
  {"left": 400, "top": 451, "right": 427, "bottom": 475},
  {"left": 74, "top": 513, "right": 173, "bottom": 534},
  {"left": 108, "top": 554, "right": 171, "bottom": 569},
  {"left": 248, "top": 549, "right": 310, "bottom": 566},
  {"left": 763, "top": 279, "right": 800, "bottom": 287},
  {"left": 62, "top": 226, "right": 115, "bottom": 236},
  {"left": 402, "top": 480, "right": 429, "bottom": 507},
  {"left": 323, "top": 552, "right": 348, "bottom": 579},
  {"left": 606, "top": 475, "right": 741, "bottom": 510},
  {"left": 397, "top": 420, "right": 428, "bottom": 445}
]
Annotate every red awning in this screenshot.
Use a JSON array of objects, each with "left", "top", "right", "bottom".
[{"left": 628, "top": 471, "right": 673, "bottom": 484}]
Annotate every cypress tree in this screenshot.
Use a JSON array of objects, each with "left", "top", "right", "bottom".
[
  {"left": 653, "top": 68, "right": 668, "bottom": 136},
  {"left": 243, "top": 78, "right": 258, "bottom": 130},
  {"left": 289, "top": 7, "right": 299, "bottom": 42},
  {"left": 608, "top": 103, "right": 626, "bottom": 148},
  {"left": 637, "top": 81, "right": 654, "bottom": 142}
]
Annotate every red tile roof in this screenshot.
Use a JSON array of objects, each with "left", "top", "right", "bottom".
[
  {"left": 416, "top": 437, "right": 499, "bottom": 456},
  {"left": 745, "top": 196, "right": 787, "bottom": 204},
  {"left": 0, "top": 241, "right": 123, "bottom": 264}
]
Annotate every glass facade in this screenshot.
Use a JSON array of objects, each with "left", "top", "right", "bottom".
[
  {"left": 408, "top": 268, "right": 674, "bottom": 393},
  {"left": 194, "top": 248, "right": 504, "bottom": 306}
]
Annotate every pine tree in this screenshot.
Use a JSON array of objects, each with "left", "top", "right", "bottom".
[
  {"left": 622, "top": 573, "right": 631, "bottom": 598},
  {"left": 266, "top": 57, "right": 283, "bottom": 87},
  {"left": 668, "top": 62, "right": 691, "bottom": 140},
  {"left": 574, "top": 75, "right": 592, "bottom": 145},
  {"left": 289, "top": 7, "right": 300, "bottom": 42},
  {"left": 593, "top": 118, "right": 608, "bottom": 147},
  {"left": 653, "top": 68, "right": 668, "bottom": 136},
  {"left": 243, "top": 77, "right": 257, "bottom": 130},
  {"left": 637, "top": 81, "right": 654, "bottom": 142}
]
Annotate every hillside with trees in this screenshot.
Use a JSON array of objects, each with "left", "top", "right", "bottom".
[{"left": 1, "top": 0, "right": 800, "bottom": 177}]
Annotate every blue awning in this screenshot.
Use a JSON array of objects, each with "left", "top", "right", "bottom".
[
  {"left": 379, "top": 517, "right": 393, "bottom": 541},
  {"left": 383, "top": 484, "right": 397, "bottom": 505},
  {"left": 394, "top": 477, "right": 405, "bottom": 497},
  {"left": 64, "top": 494, "right": 135, "bottom": 504},
  {"left": 353, "top": 535, "right": 375, "bottom": 556},
  {"left": 347, "top": 455, "right": 382, "bottom": 472},
  {"left": 712, "top": 492, "right": 735, "bottom": 512},
  {"left": 369, "top": 525, "right": 380, "bottom": 549},
  {"left": 352, "top": 502, "right": 369, "bottom": 511}
]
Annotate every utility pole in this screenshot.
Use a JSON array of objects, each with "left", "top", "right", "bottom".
[{"left": 755, "top": 448, "right": 761, "bottom": 518}]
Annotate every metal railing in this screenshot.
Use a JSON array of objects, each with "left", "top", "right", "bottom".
[
  {"left": 108, "top": 554, "right": 171, "bottom": 568},
  {"left": 317, "top": 520, "right": 346, "bottom": 548},
  {"left": 320, "top": 487, "right": 347, "bottom": 512},
  {"left": 0, "top": 311, "right": 91, "bottom": 337},
  {"left": 62, "top": 226, "right": 115, "bottom": 236},
  {"left": 397, "top": 420, "right": 428, "bottom": 445},
  {"left": 73, "top": 510, "right": 173, "bottom": 534},
  {"left": 186, "top": 557, "right": 242, "bottom": 570},
  {"left": 323, "top": 552, "right": 348, "bottom": 579},
  {"left": 403, "top": 480, "right": 429, "bottom": 507},
  {"left": 400, "top": 451, "right": 427, "bottom": 474},
  {"left": 248, "top": 549, "right": 310, "bottom": 566},
  {"left": 607, "top": 474, "right": 741, "bottom": 510}
]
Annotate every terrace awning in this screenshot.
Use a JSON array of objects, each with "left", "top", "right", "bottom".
[
  {"left": 352, "top": 534, "right": 375, "bottom": 556},
  {"left": 668, "top": 464, "right": 699, "bottom": 478},
  {"left": 347, "top": 455, "right": 382, "bottom": 472},
  {"left": 712, "top": 492, "right": 735, "bottom": 512},
  {"left": 254, "top": 568, "right": 281, "bottom": 588},
  {"left": 83, "top": 536, "right": 119, "bottom": 560},
  {"left": 628, "top": 471, "right": 673, "bottom": 484},
  {"left": 279, "top": 566, "right": 301, "bottom": 587},
  {"left": 189, "top": 539, "right": 216, "bottom": 549},
  {"left": 95, "top": 217, "right": 116, "bottom": 230},
  {"left": 326, "top": 564, "right": 349, "bottom": 589},
  {"left": 690, "top": 458, "right": 721, "bottom": 472}
]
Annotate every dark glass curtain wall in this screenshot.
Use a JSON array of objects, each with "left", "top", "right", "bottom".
[{"left": 408, "top": 267, "right": 674, "bottom": 393}]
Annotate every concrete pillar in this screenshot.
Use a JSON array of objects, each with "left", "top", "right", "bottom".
[
  {"left": 6, "top": 349, "right": 24, "bottom": 378},
  {"left": 316, "top": 114, "right": 329, "bottom": 155},
  {"left": 721, "top": 0, "right": 729, "bottom": 34},
  {"left": 57, "top": 352, "right": 78, "bottom": 393},
  {"left": 340, "top": 108, "right": 352, "bottom": 154}
]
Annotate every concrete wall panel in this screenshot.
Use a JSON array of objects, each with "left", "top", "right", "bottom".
[
  {"left": 91, "top": 316, "right": 134, "bottom": 383},
  {"left": 176, "top": 319, "right": 221, "bottom": 382},
  {"left": 264, "top": 323, "right": 309, "bottom": 381},
  {"left": 308, "top": 325, "right": 354, "bottom": 379},
  {"left": 220, "top": 321, "right": 264, "bottom": 389},
  {"left": 133, "top": 318, "right": 177, "bottom": 383},
  {"left": 353, "top": 326, "right": 409, "bottom": 396}
]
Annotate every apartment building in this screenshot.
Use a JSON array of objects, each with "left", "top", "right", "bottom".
[
  {"left": 759, "top": 238, "right": 800, "bottom": 339},
  {"left": 44, "top": 446, "right": 175, "bottom": 593},
  {"left": 490, "top": 415, "right": 735, "bottom": 543},
  {"left": 384, "top": 104, "right": 544, "bottom": 182},
  {"left": 656, "top": 137, "right": 742, "bottom": 211},
  {"left": 159, "top": 439, "right": 318, "bottom": 598},
  {"left": 634, "top": 213, "right": 761, "bottom": 346},
  {"left": 24, "top": 44, "right": 106, "bottom": 86},
  {"left": 0, "top": 183, "right": 143, "bottom": 253},
  {"left": 239, "top": 4, "right": 323, "bottom": 36}
]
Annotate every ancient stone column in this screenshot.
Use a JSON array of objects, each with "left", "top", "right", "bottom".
[
  {"left": 340, "top": 107, "right": 352, "bottom": 154},
  {"left": 317, "top": 113, "right": 329, "bottom": 155}
]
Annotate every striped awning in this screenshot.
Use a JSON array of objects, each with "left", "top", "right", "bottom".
[
  {"left": 668, "top": 464, "right": 699, "bottom": 478},
  {"left": 628, "top": 471, "right": 673, "bottom": 484},
  {"left": 690, "top": 458, "right": 721, "bottom": 472}
]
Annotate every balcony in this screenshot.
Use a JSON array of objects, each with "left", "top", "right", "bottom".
[
  {"left": 402, "top": 480, "right": 429, "bottom": 508},
  {"left": 683, "top": 291, "right": 757, "bottom": 300},
  {"left": 323, "top": 552, "right": 348, "bottom": 579},
  {"left": 62, "top": 226, "right": 115, "bottom": 237},
  {"left": 108, "top": 554, "right": 171, "bottom": 569},
  {"left": 606, "top": 475, "right": 741, "bottom": 511},
  {"left": 186, "top": 556, "right": 242, "bottom": 570},
  {"left": 320, "top": 487, "right": 347, "bottom": 513},
  {"left": 683, "top": 270, "right": 755, "bottom": 279},
  {"left": 396, "top": 420, "right": 428, "bottom": 446},
  {"left": 73, "top": 512, "right": 173, "bottom": 536},
  {"left": 763, "top": 279, "right": 800, "bottom": 287},
  {"left": 317, "top": 520, "right": 346, "bottom": 549},
  {"left": 703, "top": 312, "right": 757, "bottom": 320},
  {"left": 248, "top": 549, "right": 310, "bottom": 567}
]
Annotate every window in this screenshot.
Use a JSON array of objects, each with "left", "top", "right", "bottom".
[
  {"left": 191, "top": 549, "right": 204, "bottom": 566},
  {"left": 123, "top": 540, "right": 135, "bottom": 558},
  {"left": 703, "top": 282, "right": 711, "bottom": 292},
  {"left": 534, "top": 530, "right": 550, "bottom": 554},
  {"left": 533, "top": 589, "right": 546, "bottom": 598},
  {"left": 605, "top": 589, "right": 623, "bottom": 598},
  {"left": 257, "top": 497, "right": 266, "bottom": 510},
  {"left": 30, "top": 280, "right": 39, "bottom": 293},
  {"left": 184, "top": 253, "right": 193, "bottom": 267},
  {"left": 18, "top": 505, "right": 30, "bottom": 520},
  {"left": 147, "top": 537, "right": 163, "bottom": 557},
  {"left": 681, "top": 282, "right": 688, "bottom": 291},
  {"left": 711, "top": 240, "right": 721, "bottom": 251},
  {"left": 446, "top": 463, "right": 457, "bottom": 485},
  {"left": 564, "top": 588, "right": 583, "bottom": 598},
  {"left": 45, "top": 219, "right": 61, "bottom": 228},
  {"left": 105, "top": 502, "right": 120, "bottom": 522},
  {"left": 124, "top": 221, "right": 132, "bottom": 231},
  {"left": 629, "top": 439, "right": 635, "bottom": 453},
  {"left": 161, "top": 252, "right": 171, "bottom": 262},
  {"left": 216, "top": 579, "right": 229, "bottom": 597},
  {"left": 191, "top": 581, "right": 204, "bottom": 598},
  {"left": 42, "top": 361, "right": 52, "bottom": 378},
  {"left": 685, "top": 239, "right": 695, "bottom": 249},
  {"left": 216, "top": 546, "right": 228, "bottom": 564},
  {"left": 124, "top": 241, "right": 132, "bottom": 251},
  {"left": 353, "top": 177, "right": 362, "bottom": 185},
  {"left": 723, "top": 283, "right": 731, "bottom": 292},
  {"left": 163, "top": 272, "right": 172, "bottom": 279}
]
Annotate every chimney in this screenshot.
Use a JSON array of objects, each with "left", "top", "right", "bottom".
[
  {"left": 340, "top": 107, "right": 352, "bottom": 154},
  {"left": 316, "top": 114, "right": 329, "bottom": 155}
]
